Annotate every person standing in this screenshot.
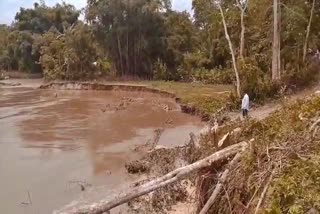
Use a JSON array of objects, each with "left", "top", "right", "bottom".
[{"left": 241, "top": 93, "right": 250, "bottom": 118}]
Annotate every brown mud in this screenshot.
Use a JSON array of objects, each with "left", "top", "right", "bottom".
[
  {"left": 40, "top": 82, "right": 219, "bottom": 122},
  {"left": 0, "top": 80, "right": 203, "bottom": 214}
]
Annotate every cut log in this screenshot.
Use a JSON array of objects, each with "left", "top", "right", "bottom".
[
  {"left": 199, "top": 150, "right": 246, "bottom": 214},
  {"left": 55, "top": 140, "right": 247, "bottom": 214}
]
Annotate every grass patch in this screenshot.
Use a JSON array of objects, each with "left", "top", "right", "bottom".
[{"left": 148, "top": 81, "right": 235, "bottom": 114}]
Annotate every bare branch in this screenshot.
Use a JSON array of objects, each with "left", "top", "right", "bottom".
[{"left": 254, "top": 172, "right": 274, "bottom": 214}]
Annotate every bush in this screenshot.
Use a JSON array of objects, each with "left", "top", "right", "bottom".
[
  {"left": 153, "top": 58, "right": 170, "bottom": 80},
  {"left": 239, "top": 58, "right": 280, "bottom": 102},
  {"left": 282, "top": 61, "right": 320, "bottom": 89},
  {"left": 191, "top": 68, "right": 234, "bottom": 84},
  {"left": 40, "top": 24, "right": 98, "bottom": 80}
]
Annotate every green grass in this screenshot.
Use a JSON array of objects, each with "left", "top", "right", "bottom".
[
  {"left": 147, "top": 81, "right": 235, "bottom": 114},
  {"left": 102, "top": 80, "right": 235, "bottom": 114}
]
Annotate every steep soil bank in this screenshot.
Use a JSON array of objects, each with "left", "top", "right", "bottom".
[{"left": 40, "top": 82, "right": 176, "bottom": 98}]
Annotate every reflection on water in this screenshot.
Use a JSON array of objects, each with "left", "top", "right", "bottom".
[{"left": 0, "top": 86, "right": 203, "bottom": 213}]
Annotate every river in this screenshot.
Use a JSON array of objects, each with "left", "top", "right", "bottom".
[{"left": 0, "top": 80, "right": 203, "bottom": 213}]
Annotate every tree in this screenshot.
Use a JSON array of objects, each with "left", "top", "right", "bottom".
[
  {"left": 272, "top": 0, "right": 281, "bottom": 81},
  {"left": 5, "top": 30, "right": 36, "bottom": 72},
  {"left": 86, "top": 0, "right": 170, "bottom": 78},
  {"left": 14, "top": 2, "right": 79, "bottom": 34},
  {"left": 303, "top": 0, "right": 316, "bottom": 63},
  {"left": 236, "top": 0, "right": 249, "bottom": 59},
  {"left": 39, "top": 23, "right": 98, "bottom": 80},
  {"left": 0, "top": 2, "right": 81, "bottom": 74},
  {"left": 216, "top": 1, "right": 241, "bottom": 97},
  {"left": 0, "top": 25, "right": 10, "bottom": 70},
  {"left": 192, "top": 0, "right": 233, "bottom": 69},
  {"left": 162, "top": 11, "right": 198, "bottom": 80}
]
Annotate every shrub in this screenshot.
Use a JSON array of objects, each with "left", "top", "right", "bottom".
[
  {"left": 40, "top": 24, "right": 98, "bottom": 80},
  {"left": 153, "top": 58, "right": 170, "bottom": 80},
  {"left": 282, "top": 61, "right": 320, "bottom": 89},
  {"left": 191, "top": 68, "right": 234, "bottom": 84},
  {"left": 238, "top": 58, "right": 280, "bottom": 102}
]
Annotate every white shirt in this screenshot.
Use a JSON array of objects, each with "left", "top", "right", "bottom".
[{"left": 242, "top": 94, "right": 249, "bottom": 110}]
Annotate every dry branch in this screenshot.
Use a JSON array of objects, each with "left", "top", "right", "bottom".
[
  {"left": 310, "top": 117, "right": 320, "bottom": 132},
  {"left": 254, "top": 172, "right": 274, "bottom": 214},
  {"left": 218, "top": 132, "right": 230, "bottom": 148},
  {"left": 199, "top": 148, "right": 246, "bottom": 214},
  {"left": 56, "top": 138, "right": 247, "bottom": 214}
]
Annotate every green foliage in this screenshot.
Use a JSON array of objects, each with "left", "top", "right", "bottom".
[
  {"left": 182, "top": 95, "right": 229, "bottom": 114},
  {"left": 87, "top": 0, "right": 170, "bottom": 78},
  {"left": 0, "top": 0, "right": 320, "bottom": 87},
  {"left": 190, "top": 0, "right": 320, "bottom": 99},
  {"left": 267, "top": 155, "right": 320, "bottom": 214},
  {"left": 192, "top": 68, "right": 234, "bottom": 84},
  {"left": 0, "top": 2, "right": 80, "bottom": 74},
  {"left": 153, "top": 59, "right": 169, "bottom": 80},
  {"left": 14, "top": 2, "right": 79, "bottom": 34},
  {"left": 149, "top": 81, "right": 233, "bottom": 114},
  {"left": 282, "top": 61, "right": 320, "bottom": 89},
  {"left": 40, "top": 23, "right": 98, "bottom": 80},
  {"left": 163, "top": 11, "right": 198, "bottom": 79},
  {"left": 239, "top": 58, "right": 280, "bottom": 101},
  {"left": 3, "top": 30, "right": 41, "bottom": 72},
  {"left": 96, "top": 58, "right": 113, "bottom": 75}
]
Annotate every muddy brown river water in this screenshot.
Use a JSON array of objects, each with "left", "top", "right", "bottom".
[{"left": 0, "top": 81, "right": 203, "bottom": 214}]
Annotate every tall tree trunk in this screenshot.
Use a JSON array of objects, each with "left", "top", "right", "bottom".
[
  {"left": 126, "top": 0, "right": 130, "bottom": 75},
  {"left": 218, "top": 4, "right": 241, "bottom": 98},
  {"left": 236, "top": 0, "right": 248, "bottom": 60},
  {"left": 117, "top": 34, "right": 124, "bottom": 76},
  {"left": 239, "top": 10, "right": 245, "bottom": 59},
  {"left": 133, "top": 38, "right": 137, "bottom": 76},
  {"left": 126, "top": 30, "right": 129, "bottom": 75},
  {"left": 137, "top": 28, "right": 141, "bottom": 75},
  {"left": 272, "top": 0, "right": 281, "bottom": 81},
  {"left": 303, "top": 0, "right": 316, "bottom": 63},
  {"left": 278, "top": 0, "right": 281, "bottom": 72}
]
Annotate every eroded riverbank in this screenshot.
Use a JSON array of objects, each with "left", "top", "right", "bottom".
[{"left": 0, "top": 81, "right": 203, "bottom": 214}]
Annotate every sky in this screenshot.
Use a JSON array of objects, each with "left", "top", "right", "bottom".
[{"left": 0, "top": 0, "right": 192, "bottom": 25}]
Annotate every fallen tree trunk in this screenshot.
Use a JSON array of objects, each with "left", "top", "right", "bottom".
[{"left": 56, "top": 138, "right": 247, "bottom": 214}]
